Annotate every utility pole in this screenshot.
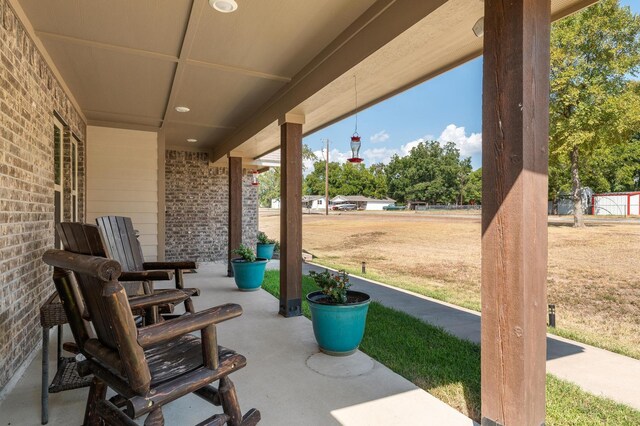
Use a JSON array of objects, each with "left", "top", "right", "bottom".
[{"left": 322, "top": 139, "right": 330, "bottom": 216}]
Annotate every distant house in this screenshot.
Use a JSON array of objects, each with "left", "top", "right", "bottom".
[
  {"left": 302, "top": 195, "right": 327, "bottom": 210},
  {"left": 592, "top": 192, "right": 640, "bottom": 216},
  {"left": 331, "top": 195, "right": 395, "bottom": 211},
  {"left": 270, "top": 198, "right": 280, "bottom": 209}
]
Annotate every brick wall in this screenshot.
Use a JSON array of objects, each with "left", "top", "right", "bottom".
[
  {"left": 165, "top": 150, "right": 258, "bottom": 261},
  {"left": 0, "top": 0, "right": 85, "bottom": 390}
]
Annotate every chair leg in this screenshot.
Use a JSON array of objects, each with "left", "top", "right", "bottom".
[
  {"left": 144, "top": 408, "right": 164, "bottom": 426},
  {"left": 83, "top": 377, "right": 107, "bottom": 426},
  {"left": 240, "top": 409, "right": 261, "bottom": 426},
  {"left": 218, "top": 377, "right": 242, "bottom": 426},
  {"left": 184, "top": 298, "right": 196, "bottom": 314}
]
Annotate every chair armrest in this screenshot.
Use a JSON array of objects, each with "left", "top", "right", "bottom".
[
  {"left": 128, "top": 290, "right": 190, "bottom": 310},
  {"left": 136, "top": 303, "right": 242, "bottom": 348},
  {"left": 119, "top": 270, "right": 173, "bottom": 281},
  {"left": 143, "top": 261, "right": 197, "bottom": 271}
]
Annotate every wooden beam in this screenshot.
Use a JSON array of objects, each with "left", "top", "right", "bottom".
[
  {"left": 227, "top": 156, "right": 243, "bottom": 277},
  {"left": 209, "top": 0, "right": 447, "bottom": 163},
  {"left": 279, "top": 122, "right": 302, "bottom": 317},
  {"left": 481, "top": 1, "right": 550, "bottom": 425}
]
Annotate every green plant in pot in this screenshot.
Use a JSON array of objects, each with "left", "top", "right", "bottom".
[
  {"left": 231, "top": 244, "right": 268, "bottom": 291},
  {"left": 306, "top": 269, "right": 371, "bottom": 356},
  {"left": 256, "top": 231, "right": 277, "bottom": 260}
]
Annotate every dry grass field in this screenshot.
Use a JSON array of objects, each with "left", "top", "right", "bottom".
[{"left": 260, "top": 210, "right": 640, "bottom": 359}]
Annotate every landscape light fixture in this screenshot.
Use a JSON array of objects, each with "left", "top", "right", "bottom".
[
  {"left": 209, "top": 0, "right": 238, "bottom": 13},
  {"left": 251, "top": 170, "right": 259, "bottom": 186},
  {"left": 175, "top": 106, "right": 190, "bottom": 113},
  {"left": 347, "top": 76, "right": 363, "bottom": 164}
]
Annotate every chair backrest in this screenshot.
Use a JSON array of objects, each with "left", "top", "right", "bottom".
[
  {"left": 57, "top": 222, "right": 143, "bottom": 296},
  {"left": 43, "top": 249, "right": 151, "bottom": 394},
  {"left": 95, "top": 216, "right": 145, "bottom": 272},
  {"left": 57, "top": 222, "right": 107, "bottom": 257}
]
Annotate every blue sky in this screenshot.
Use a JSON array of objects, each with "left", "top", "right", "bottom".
[{"left": 303, "top": 0, "right": 639, "bottom": 170}]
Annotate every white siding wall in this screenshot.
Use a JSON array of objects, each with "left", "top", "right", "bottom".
[
  {"left": 630, "top": 194, "right": 640, "bottom": 215},
  {"left": 593, "top": 195, "right": 627, "bottom": 216},
  {"left": 86, "top": 126, "right": 159, "bottom": 260},
  {"left": 366, "top": 201, "right": 391, "bottom": 211}
]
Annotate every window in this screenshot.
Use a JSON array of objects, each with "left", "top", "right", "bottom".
[
  {"left": 53, "top": 117, "right": 65, "bottom": 248},
  {"left": 71, "top": 135, "right": 79, "bottom": 221}
]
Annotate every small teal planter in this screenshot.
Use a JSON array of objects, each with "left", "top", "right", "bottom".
[
  {"left": 256, "top": 243, "right": 275, "bottom": 260},
  {"left": 231, "top": 258, "right": 268, "bottom": 291},
  {"left": 306, "top": 290, "right": 371, "bottom": 356}
]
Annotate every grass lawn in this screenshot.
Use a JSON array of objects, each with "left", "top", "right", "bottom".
[
  {"left": 262, "top": 270, "right": 640, "bottom": 425},
  {"left": 260, "top": 212, "right": 640, "bottom": 359}
]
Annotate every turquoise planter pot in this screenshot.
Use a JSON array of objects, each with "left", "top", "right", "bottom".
[
  {"left": 256, "top": 243, "right": 275, "bottom": 260},
  {"left": 231, "top": 258, "right": 268, "bottom": 291},
  {"left": 306, "top": 290, "right": 371, "bottom": 356}
]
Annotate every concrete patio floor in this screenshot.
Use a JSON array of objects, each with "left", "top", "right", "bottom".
[{"left": 0, "top": 263, "right": 475, "bottom": 426}]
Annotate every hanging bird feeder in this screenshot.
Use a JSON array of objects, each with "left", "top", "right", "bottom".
[
  {"left": 348, "top": 133, "right": 363, "bottom": 163},
  {"left": 347, "top": 76, "right": 364, "bottom": 164},
  {"left": 251, "top": 170, "right": 259, "bottom": 186}
]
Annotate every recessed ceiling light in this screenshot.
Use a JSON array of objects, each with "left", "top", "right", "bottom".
[
  {"left": 209, "top": 0, "right": 238, "bottom": 13},
  {"left": 187, "top": 138, "right": 198, "bottom": 143},
  {"left": 175, "top": 106, "right": 190, "bottom": 113},
  {"left": 472, "top": 17, "right": 484, "bottom": 38}
]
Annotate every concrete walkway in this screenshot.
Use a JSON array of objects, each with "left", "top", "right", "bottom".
[
  {"left": 297, "top": 261, "right": 640, "bottom": 411},
  {"left": 0, "top": 262, "right": 474, "bottom": 426}
]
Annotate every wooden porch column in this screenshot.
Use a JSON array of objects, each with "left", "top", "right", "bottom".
[
  {"left": 481, "top": 1, "right": 550, "bottom": 425},
  {"left": 228, "top": 156, "right": 242, "bottom": 277},
  {"left": 279, "top": 114, "right": 304, "bottom": 317}
]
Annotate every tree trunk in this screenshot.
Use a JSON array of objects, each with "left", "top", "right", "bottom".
[{"left": 571, "top": 145, "right": 584, "bottom": 227}]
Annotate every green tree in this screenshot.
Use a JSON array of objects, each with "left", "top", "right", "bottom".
[
  {"left": 256, "top": 144, "right": 317, "bottom": 207},
  {"left": 462, "top": 168, "right": 482, "bottom": 204},
  {"left": 257, "top": 167, "right": 280, "bottom": 207},
  {"left": 582, "top": 135, "right": 640, "bottom": 193},
  {"left": 549, "top": 0, "right": 640, "bottom": 226},
  {"left": 385, "top": 140, "right": 472, "bottom": 204},
  {"left": 303, "top": 161, "right": 388, "bottom": 199}
]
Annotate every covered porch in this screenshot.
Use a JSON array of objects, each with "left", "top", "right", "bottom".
[
  {"left": 0, "top": 263, "right": 473, "bottom": 425},
  {"left": 0, "top": 0, "right": 601, "bottom": 424}
]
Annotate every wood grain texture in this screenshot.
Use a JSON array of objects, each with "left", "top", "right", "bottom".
[
  {"left": 228, "top": 156, "right": 243, "bottom": 277},
  {"left": 279, "top": 122, "right": 303, "bottom": 317},
  {"left": 136, "top": 304, "right": 242, "bottom": 348},
  {"left": 96, "top": 216, "right": 200, "bottom": 312},
  {"left": 43, "top": 248, "right": 259, "bottom": 424},
  {"left": 481, "top": 0, "right": 550, "bottom": 425},
  {"left": 84, "top": 377, "right": 107, "bottom": 426}
]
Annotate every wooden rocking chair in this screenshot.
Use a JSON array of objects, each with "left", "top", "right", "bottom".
[
  {"left": 43, "top": 248, "right": 260, "bottom": 426},
  {"left": 95, "top": 216, "right": 200, "bottom": 315},
  {"left": 57, "top": 222, "right": 191, "bottom": 323}
]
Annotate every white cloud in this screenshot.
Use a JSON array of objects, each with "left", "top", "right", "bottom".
[
  {"left": 327, "top": 148, "right": 350, "bottom": 164},
  {"left": 301, "top": 125, "right": 481, "bottom": 174},
  {"left": 437, "top": 124, "right": 482, "bottom": 157},
  {"left": 362, "top": 147, "right": 398, "bottom": 165},
  {"left": 369, "top": 130, "right": 390, "bottom": 144},
  {"left": 400, "top": 136, "right": 428, "bottom": 156},
  {"left": 306, "top": 148, "right": 350, "bottom": 168}
]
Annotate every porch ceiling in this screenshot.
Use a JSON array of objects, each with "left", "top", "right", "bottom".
[{"left": 15, "top": 0, "right": 595, "bottom": 161}]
